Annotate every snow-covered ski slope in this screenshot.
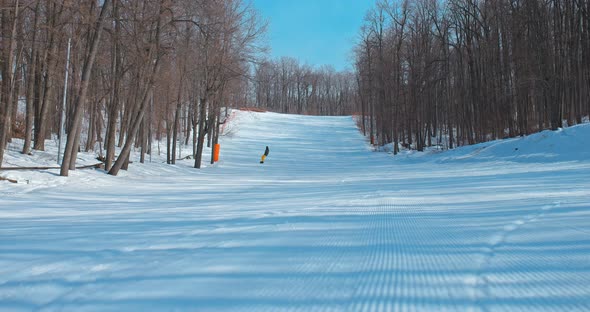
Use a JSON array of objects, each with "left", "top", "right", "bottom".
[{"left": 1, "top": 111, "right": 590, "bottom": 312}]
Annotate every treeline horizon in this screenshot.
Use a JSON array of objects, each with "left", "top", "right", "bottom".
[{"left": 251, "top": 57, "right": 357, "bottom": 116}]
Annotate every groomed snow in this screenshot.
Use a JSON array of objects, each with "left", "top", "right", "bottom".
[{"left": 1, "top": 111, "right": 589, "bottom": 311}]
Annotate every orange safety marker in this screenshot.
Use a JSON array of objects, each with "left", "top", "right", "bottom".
[{"left": 213, "top": 144, "right": 220, "bottom": 162}]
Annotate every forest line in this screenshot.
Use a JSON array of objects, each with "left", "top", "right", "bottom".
[
  {"left": 353, "top": 0, "right": 590, "bottom": 152},
  {"left": 0, "top": 0, "right": 589, "bottom": 178},
  {"left": 0, "top": 0, "right": 266, "bottom": 176}
]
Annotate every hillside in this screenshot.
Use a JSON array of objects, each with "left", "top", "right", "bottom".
[{"left": 1, "top": 111, "right": 589, "bottom": 311}]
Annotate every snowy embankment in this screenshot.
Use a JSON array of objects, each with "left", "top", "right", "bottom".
[{"left": 1, "top": 111, "right": 589, "bottom": 311}]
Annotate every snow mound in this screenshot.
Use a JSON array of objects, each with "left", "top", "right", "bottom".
[{"left": 425, "top": 124, "right": 590, "bottom": 164}]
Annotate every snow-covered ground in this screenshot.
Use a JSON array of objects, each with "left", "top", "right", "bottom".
[{"left": 1, "top": 111, "right": 589, "bottom": 311}]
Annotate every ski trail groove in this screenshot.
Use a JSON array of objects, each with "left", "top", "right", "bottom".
[{"left": 345, "top": 200, "right": 475, "bottom": 311}]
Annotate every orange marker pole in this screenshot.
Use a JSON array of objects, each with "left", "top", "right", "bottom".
[{"left": 213, "top": 144, "right": 220, "bottom": 162}]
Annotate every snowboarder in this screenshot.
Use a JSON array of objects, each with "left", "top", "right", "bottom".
[{"left": 260, "top": 146, "right": 270, "bottom": 164}]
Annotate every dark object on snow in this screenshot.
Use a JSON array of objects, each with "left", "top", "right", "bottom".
[
  {"left": 260, "top": 146, "right": 270, "bottom": 164},
  {"left": 0, "top": 176, "right": 17, "bottom": 183}
]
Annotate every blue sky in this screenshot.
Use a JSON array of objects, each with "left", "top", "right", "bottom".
[{"left": 252, "top": 0, "right": 375, "bottom": 72}]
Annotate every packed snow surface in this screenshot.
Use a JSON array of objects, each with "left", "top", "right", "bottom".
[{"left": 1, "top": 111, "right": 590, "bottom": 311}]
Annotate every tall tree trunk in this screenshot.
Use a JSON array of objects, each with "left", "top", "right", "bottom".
[
  {"left": 0, "top": 0, "right": 20, "bottom": 166},
  {"left": 85, "top": 98, "right": 94, "bottom": 152},
  {"left": 105, "top": 0, "right": 120, "bottom": 171},
  {"left": 171, "top": 72, "right": 184, "bottom": 164},
  {"left": 34, "top": 2, "right": 61, "bottom": 151},
  {"left": 9, "top": 41, "right": 23, "bottom": 143},
  {"left": 22, "top": 1, "right": 40, "bottom": 155},
  {"left": 194, "top": 97, "right": 208, "bottom": 169},
  {"left": 166, "top": 118, "right": 172, "bottom": 164},
  {"left": 60, "top": 0, "right": 110, "bottom": 176}
]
